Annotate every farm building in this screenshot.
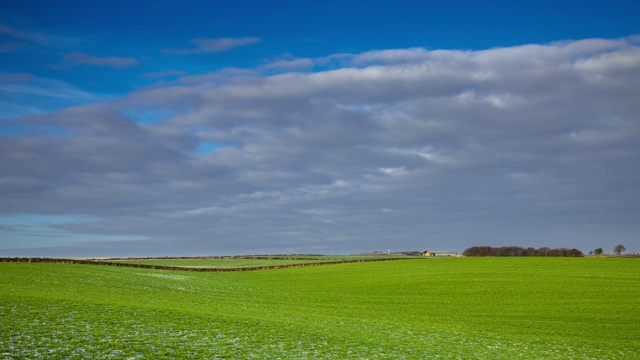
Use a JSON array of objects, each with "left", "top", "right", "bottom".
[{"left": 422, "top": 251, "right": 458, "bottom": 257}]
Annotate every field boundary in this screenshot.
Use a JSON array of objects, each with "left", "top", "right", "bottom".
[{"left": 0, "top": 256, "right": 419, "bottom": 272}]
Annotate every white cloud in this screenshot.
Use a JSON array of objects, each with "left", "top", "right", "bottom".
[
  {"left": 379, "top": 167, "right": 407, "bottom": 176},
  {"left": 575, "top": 47, "right": 640, "bottom": 73},
  {"left": 349, "top": 47, "right": 431, "bottom": 65}
]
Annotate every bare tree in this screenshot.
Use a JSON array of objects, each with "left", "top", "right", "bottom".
[{"left": 613, "top": 244, "right": 626, "bottom": 255}]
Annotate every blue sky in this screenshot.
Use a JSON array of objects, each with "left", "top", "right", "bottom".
[
  {"left": 1, "top": 0, "right": 639, "bottom": 256},
  {"left": 3, "top": 0, "right": 639, "bottom": 95}
]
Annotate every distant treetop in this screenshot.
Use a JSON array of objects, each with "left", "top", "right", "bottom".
[
  {"left": 613, "top": 244, "right": 626, "bottom": 255},
  {"left": 462, "top": 246, "right": 583, "bottom": 257}
]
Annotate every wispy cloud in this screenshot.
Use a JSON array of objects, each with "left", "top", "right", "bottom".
[
  {"left": 264, "top": 57, "right": 314, "bottom": 70},
  {"left": 162, "top": 37, "right": 261, "bottom": 55},
  {"left": 59, "top": 52, "right": 140, "bottom": 68},
  {"left": 0, "top": 72, "right": 104, "bottom": 118},
  {"left": 0, "top": 24, "right": 82, "bottom": 47},
  {"left": 0, "top": 72, "right": 33, "bottom": 83},
  {"left": 0, "top": 41, "right": 25, "bottom": 53},
  {"left": 142, "top": 69, "right": 188, "bottom": 79}
]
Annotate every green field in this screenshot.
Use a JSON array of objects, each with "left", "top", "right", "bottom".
[{"left": 1, "top": 257, "right": 639, "bottom": 359}]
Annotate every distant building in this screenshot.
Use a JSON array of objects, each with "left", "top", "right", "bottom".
[
  {"left": 390, "top": 251, "right": 423, "bottom": 256},
  {"left": 422, "top": 250, "right": 458, "bottom": 257}
]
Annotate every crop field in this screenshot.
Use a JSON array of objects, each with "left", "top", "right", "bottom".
[{"left": 1, "top": 257, "right": 639, "bottom": 359}]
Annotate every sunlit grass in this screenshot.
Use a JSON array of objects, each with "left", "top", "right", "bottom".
[{"left": 2, "top": 257, "right": 638, "bottom": 359}]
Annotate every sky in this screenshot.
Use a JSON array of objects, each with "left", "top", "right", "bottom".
[{"left": 1, "top": 0, "right": 639, "bottom": 257}]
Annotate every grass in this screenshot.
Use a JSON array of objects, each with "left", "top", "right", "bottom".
[{"left": 1, "top": 257, "right": 639, "bottom": 359}]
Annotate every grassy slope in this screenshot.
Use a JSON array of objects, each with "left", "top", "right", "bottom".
[{"left": 1, "top": 257, "right": 639, "bottom": 359}]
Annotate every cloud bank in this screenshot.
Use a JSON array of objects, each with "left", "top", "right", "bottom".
[{"left": 1, "top": 36, "right": 639, "bottom": 256}]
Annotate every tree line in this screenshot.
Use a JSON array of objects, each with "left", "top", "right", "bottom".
[
  {"left": 462, "top": 246, "right": 584, "bottom": 257},
  {"left": 0, "top": 256, "right": 415, "bottom": 272}
]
